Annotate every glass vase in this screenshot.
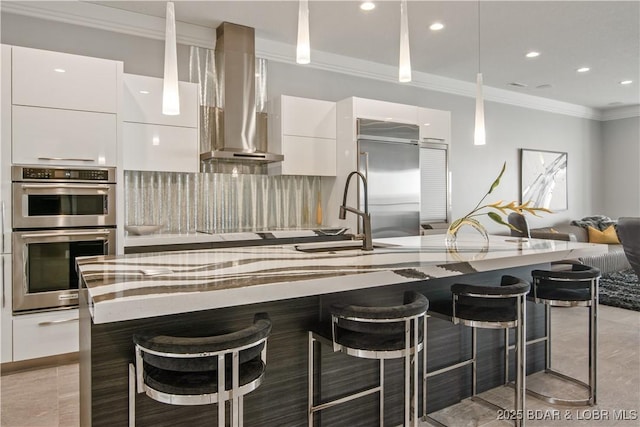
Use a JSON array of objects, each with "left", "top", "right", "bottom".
[{"left": 445, "top": 217, "right": 489, "bottom": 248}]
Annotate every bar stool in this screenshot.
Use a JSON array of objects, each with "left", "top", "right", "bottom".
[
  {"left": 512, "top": 263, "right": 600, "bottom": 406},
  {"left": 129, "top": 313, "right": 272, "bottom": 427},
  {"left": 308, "top": 291, "right": 428, "bottom": 427},
  {"left": 425, "top": 275, "right": 530, "bottom": 427}
]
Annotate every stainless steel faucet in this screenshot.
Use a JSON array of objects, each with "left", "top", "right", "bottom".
[{"left": 339, "top": 171, "right": 373, "bottom": 251}]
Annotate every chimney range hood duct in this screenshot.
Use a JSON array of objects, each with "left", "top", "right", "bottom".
[{"left": 200, "top": 22, "right": 283, "bottom": 163}]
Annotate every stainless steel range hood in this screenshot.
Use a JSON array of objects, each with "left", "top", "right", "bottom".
[{"left": 200, "top": 22, "right": 283, "bottom": 163}]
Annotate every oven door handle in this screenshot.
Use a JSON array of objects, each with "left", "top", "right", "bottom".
[
  {"left": 21, "top": 231, "right": 112, "bottom": 239},
  {"left": 20, "top": 184, "right": 112, "bottom": 190}
]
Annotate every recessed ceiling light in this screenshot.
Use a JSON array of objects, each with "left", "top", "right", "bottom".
[
  {"left": 53, "top": 68, "right": 66, "bottom": 73},
  {"left": 620, "top": 80, "right": 633, "bottom": 85},
  {"left": 525, "top": 51, "right": 540, "bottom": 58},
  {"left": 535, "top": 84, "right": 553, "bottom": 89},
  {"left": 139, "top": 90, "right": 150, "bottom": 94},
  {"left": 360, "top": 2, "right": 375, "bottom": 11},
  {"left": 423, "top": 123, "right": 431, "bottom": 127},
  {"left": 576, "top": 67, "right": 590, "bottom": 73},
  {"left": 508, "top": 82, "right": 528, "bottom": 88},
  {"left": 429, "top": 22, "right": 444, "bottom": 31}
]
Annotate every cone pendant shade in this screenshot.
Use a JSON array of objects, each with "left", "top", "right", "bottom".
[
  {"left": 474, "top": 73, "right": 486, "bottom": 146},
  {"left": 398, "top": 0, "right": 411, "bottom": 82},
  {"left": 296, "top": 0, "right": 311, "bottom": 64},
  {"left": 162, "top": 2, "right": 180, "bottom": 115}
]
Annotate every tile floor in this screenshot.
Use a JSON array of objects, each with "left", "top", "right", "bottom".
[{"left": 1, "top": 305, "right": 638, "bottom": 426}]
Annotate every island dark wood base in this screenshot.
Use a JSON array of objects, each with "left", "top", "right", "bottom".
[{"left": 80, "top": 266, "right": 546, "bottom": 426}]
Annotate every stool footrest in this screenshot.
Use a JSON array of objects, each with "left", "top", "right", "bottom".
[
  {"left": 508, "top": 369, "right": 594, "bottom": 407},
  {"left": 310, "top": 385, "right": 382, "bottom": 413},
  {"left": 426, "top": 358, "right": 474, "bottom": 379}
]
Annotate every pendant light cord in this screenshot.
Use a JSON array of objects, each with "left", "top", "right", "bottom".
[{"left": 477, "top": 0, "right": 481, "bottom": 73}]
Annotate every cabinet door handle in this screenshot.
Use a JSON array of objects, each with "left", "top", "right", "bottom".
[
  {"left": 37, "top": 157, "right": 94, "bottom": 162},
  {"left": 1, "top": 201, "right": 4, "bottom": 253},
  {"left": 38, "top": 317, "right": 79, "bottom": 326}
]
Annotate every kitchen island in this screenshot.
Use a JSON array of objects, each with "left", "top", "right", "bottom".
[{"left": 78, "top": 235, "right": 606, "bottom": 426}]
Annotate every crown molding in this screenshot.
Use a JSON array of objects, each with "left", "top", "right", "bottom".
[
  {"left": 257, "top": 39, "right": 602, "bottom": 121},
  {"left": 2, "top": 1, "right": 606, "bottom": 121},
  {"left": 600, "top": 105, "right": 640, "bottom": 121},
  {"left": 1, "top": 1, "right": 216, "bottom": 48}
]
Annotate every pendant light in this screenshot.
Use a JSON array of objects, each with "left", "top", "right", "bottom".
[
  {"left": 296, "top": 0, "right": 311, "bottom": 64},
  {"left": 398, "top": 0, "right": 411, "bottom": 82},
  {"left": 162, "top": 1, "right": 180, "bottom": 115},
  {"left": 474, "top": 0, "right": 486, "bottom": 145}
]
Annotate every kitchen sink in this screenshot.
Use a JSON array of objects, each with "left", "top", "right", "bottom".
[{"left": 293, "top": 240, "right": 398, "bottom": 253}]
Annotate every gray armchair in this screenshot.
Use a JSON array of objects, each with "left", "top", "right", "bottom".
[{"left": 616, "top": 217, "right": 640, "bottom": 277}]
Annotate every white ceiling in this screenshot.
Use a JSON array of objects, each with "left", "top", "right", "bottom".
[{"left": 21, "top": 1, "right": 640, "bottom": 110}]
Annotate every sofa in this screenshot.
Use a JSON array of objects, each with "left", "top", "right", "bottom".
[{"left": 529, "top": 223, "right": 631, "bottom": 274}]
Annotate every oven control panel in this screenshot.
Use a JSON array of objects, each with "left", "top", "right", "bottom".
[{"left": 12, "top": 166, "right": 116, "bottom": 183}]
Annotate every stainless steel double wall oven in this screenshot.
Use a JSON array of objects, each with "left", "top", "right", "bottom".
[{"left": 12, "top": 165, "right": 116, "bottom": 312}]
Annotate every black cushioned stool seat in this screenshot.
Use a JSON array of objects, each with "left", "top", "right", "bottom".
[
  {"left": 515, "top": 262, "right": 600, "bottom": 406},
  {"left": 308, "top": 291, "right": 428, "bottom": 427},
  {"left": 424, "top": 275, "right": 530, "bottom": 427},
  {"left": 129, "top": 313, "right": 272, "bottom": 427}
]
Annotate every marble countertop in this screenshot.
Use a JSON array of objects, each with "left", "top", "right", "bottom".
[{"left": 78, "top": 235, "right": 607, "bottom": 324}]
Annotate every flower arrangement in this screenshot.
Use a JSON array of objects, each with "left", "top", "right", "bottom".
[{"left": 447, "top": 162, "right": 551, "bottom": 241}]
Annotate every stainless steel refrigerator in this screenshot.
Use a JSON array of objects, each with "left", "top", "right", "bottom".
[{"left": 357, "top": 119, "right": 420, "bottom": 238}]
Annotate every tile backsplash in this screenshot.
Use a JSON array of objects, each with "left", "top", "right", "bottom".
[{"left": 125, "top": 170, "right": 321, "bottom": 233}]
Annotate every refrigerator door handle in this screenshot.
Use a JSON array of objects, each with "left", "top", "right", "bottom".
[
  {"left": 1, "top": 255, "right": 5, "bottom": 308},
  {"left": 359, "top": 151, "right": 370, "bottom": 181}
]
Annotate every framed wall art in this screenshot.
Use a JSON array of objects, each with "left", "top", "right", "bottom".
[{"left": 520, "top": 149, "right": 568, "bottom": 211}]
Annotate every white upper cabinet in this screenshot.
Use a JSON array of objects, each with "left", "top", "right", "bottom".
[
  {"left": 122, "top": 123, "right": 198, "bottom": 173},
  {"left": 270, "top": 95, "right": 337, "bottom": 176},
  {"left": 13, "top": 106, "right": 117, "bottom": 166},
  {"left": 354, "top": 98, "right": 418, "bottom": 124},
  {"left": 281, "top": 95, "right": 336, "bottom": 139},
  {"left": 121, "top": 74, "right": 199, "bottom": 173},
  {"left": 122, "top": 74, "right": 198, "bottom": 128},
  {"left": 418, "top": 107, "right": 451, "bottom": 142},
  {"left": 12, "top": 46, "right": 118, "bottom": 113}
]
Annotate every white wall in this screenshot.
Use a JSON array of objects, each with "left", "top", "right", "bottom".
[
  {"left": 601, "top": 116, "right": 640, "bottom": 218},
  {"left": 2, "top": 10, "right": 628, "bottom": 232}
]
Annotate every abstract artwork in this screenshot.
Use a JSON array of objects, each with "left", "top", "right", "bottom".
[{"left": 520, "top": 149, "right": 568, "bottom": 211}]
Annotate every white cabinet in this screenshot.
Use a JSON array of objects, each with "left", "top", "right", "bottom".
[
  {"left": 9, "top": 46, "right": 121, "bottom": 167},
  {"left": 418, "top": 107, "right": 451, "bottom": 142},
  {"left": 12, "top": 309, "right": 79, "bottom": 361},
  {"left": 354, "top": 98, "right": 417, "bottom": 124},
  {"left": 123, "top": 73, "right": 198, "bottom": 128},
  {"left": 123, "top": 123, "right": 198, "bottom": 173},
  {"left": 270, "top": 95, "right": 336, "bottom": 176},
  {"left": 12, "top": 106, "right": 117, "bottom": 166},
  {"left": 12, "top": 46, "right": 118, "bottom": 113},
  {"left": 1, "top": 254, "right": 11, "bottom": 363},
  {"left": 122, "top": 74, "right": 199, "bottom": 173},
  {"left": 281, "top": 95, "right": 336, "bottom": 139}
]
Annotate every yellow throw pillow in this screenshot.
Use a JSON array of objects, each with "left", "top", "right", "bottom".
[{"left": 587, "top": 225, "right": 620, "bottom": 244}]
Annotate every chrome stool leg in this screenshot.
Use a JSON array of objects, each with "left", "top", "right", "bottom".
[{"left": 128, "top": 363, "right": 136, "bottom": 427}]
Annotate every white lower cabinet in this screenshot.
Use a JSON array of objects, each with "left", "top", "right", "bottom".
[
  {"left": 1, "top": 254, "right": 12, "bottom": 363},
  {"left": 12, "top": 106, "right": 117, "bottom": 166},
  {"left": 122, "top": 122, "right": 199, "bottom": 173},
  {"left": 12, "top": 309, "right": 79, "bottom": 361}
]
